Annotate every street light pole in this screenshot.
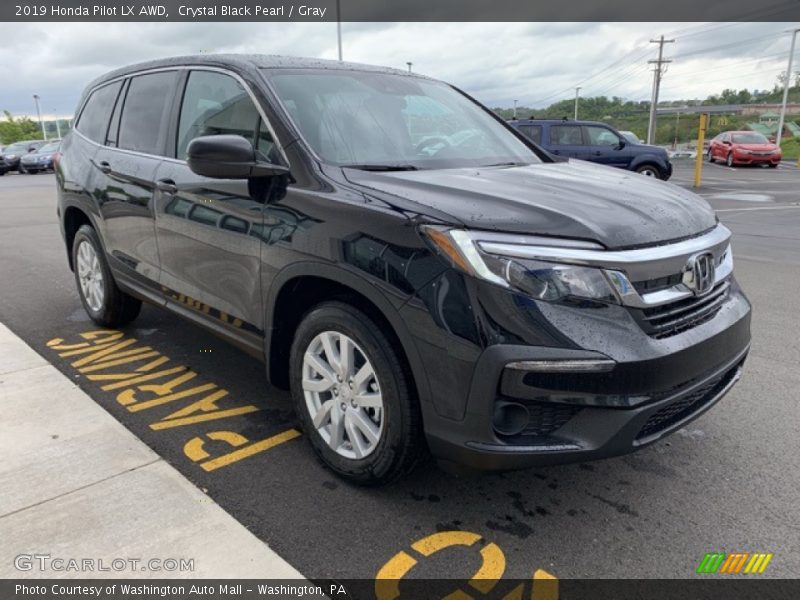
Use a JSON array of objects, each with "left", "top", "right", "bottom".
[
  {"left": 574, "top": 87, "right": 581, "bottom": 120},
  {"left": 33, "top": 94, "right": 46, "bottom": 140},
  {"left": 406, "top": 62, "right": 412, "bottom": 73},
  {"left": 513, "top": 100, "right": 518, "bottom": 119},
  {"left": 776, "top": 28, "right": 800, "bottom": 148},
  {"left": 336, "top": 0, "right": 342, "bottom": 61},
  {"left": 54, "top": 110, "right": 62, "bottom": 138}
]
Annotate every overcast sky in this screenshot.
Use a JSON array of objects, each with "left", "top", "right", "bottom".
[{"left": 0, "top": 21, "right": 797, "bottom": 118}]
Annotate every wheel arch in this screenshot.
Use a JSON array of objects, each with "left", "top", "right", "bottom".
[
  {"left": 63, "top": 205, "right": 97, "bottom": 271},
  {"left": 264, "top": 263, "right": 432, "bottom": 411}
]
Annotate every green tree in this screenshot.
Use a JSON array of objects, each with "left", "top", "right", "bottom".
[{"left": 0, "top": 111, "right": 42, "bottom": 145}]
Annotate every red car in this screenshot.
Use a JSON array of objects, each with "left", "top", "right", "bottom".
[{"left": 708, "top": 131, "right": 782, "bottom": 167}]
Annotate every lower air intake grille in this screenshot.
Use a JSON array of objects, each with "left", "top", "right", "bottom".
[{"left": 635, "top": 364, "right": 739, "bottom": 441}]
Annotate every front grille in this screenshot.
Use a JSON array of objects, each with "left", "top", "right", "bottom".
[
  {"left": 635, "top": 364, "right": 739, "bottom": 441},
  {"left": 632, "top": 281, "right": 730, "bottom": 339},
  {"left": 633, "top": 273, "right": 683, "bottom": 294}
]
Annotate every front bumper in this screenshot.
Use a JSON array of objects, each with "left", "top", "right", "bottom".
[
  {"left": 733, "top": 154, "right": 781, "bottom": 165},
  {"left": 0, "top": 157, "right": 19, "bottom": 171},
  {"left": 407, "top": 270, "right": 751, "bottom": 472}
]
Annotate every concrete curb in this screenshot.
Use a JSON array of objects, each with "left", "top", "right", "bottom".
[{"left": 0, "top": 322, "right": 304, "bottom": 579}]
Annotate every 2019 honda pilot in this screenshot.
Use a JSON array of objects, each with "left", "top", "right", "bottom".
[{"left": 56, "top": 55, "right": 751, "bottom": 485}]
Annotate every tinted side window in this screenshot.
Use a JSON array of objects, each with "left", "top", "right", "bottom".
[
  {"left": 550, "top": 125, "right": 583, "bottom": 145},
  {"left": 118, "top": 71, "right": 178, "bottom": 155},
  {"left": 76, "top": 81, "right": 122, "bottom": 143},
  {"left": 518, "top": 125, "right": 542, "bottom": 144},
  {"left": 585, "top": 126, "right": 620, "bottom": 146},
  {"left": 177, "top": 70, "right": 274, "bottom": 159}
]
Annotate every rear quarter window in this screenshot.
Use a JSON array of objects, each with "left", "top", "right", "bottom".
[{"left": 76, "top": 81, "right": 123, "bottom": 143}]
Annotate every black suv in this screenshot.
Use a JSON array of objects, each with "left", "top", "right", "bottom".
[
  {"left": 509, "top": 119, "right": 673, "bottom": 180},
  {"left": 56, "top": 55, "right": 750, "bottom": 485}
]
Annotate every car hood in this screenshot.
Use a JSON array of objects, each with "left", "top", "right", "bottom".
[{"left": 345, "top": 160, "right": 717, "bottom": 249}]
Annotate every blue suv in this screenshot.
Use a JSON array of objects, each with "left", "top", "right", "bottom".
[{"left": 510, "top": 119, "right": 673, "bottom": 180}]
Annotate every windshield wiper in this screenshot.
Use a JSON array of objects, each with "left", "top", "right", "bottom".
[
  {"left": 342, "top": 164, "right": 419, "bottom": 171},
  {"left": 480, "top": 162, "right": 527, "bottom": 167}
]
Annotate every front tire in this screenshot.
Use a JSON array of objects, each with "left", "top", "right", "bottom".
[
  {"left": 290, "top": 301, "right": 423, "bottom": 485},
  {"left": 726, "top": 153, "right": 734, "bottom": 167},
  {"left": 72, "top": 225, "right": 141, "bottom": 327},
  {"left": 707, "top": 149, "right": 715, "bottom": 163},
  {"left": 636, "top": 164, "right": 663, "bottom": 179}
]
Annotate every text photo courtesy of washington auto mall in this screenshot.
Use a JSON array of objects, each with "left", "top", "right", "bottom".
[{"left": 0, "top": 1, "right": 799, "bottom": 599}]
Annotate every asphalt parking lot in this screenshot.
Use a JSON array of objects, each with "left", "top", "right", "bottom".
[{"left": 0, "top": 160, "right": 798, "bottom": 588}]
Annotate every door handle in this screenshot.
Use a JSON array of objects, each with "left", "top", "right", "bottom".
[
  {"left": 594, "top": 151, "right": 602, "bottom": 156},
  {"left": 97, "top": 160, "right": 112, "bottom": 174},
  {"left": 156, "top": 178, "right": 178, "bottom": 195},
  {"left": 552, "top": 150, "right": 561, "bottom": 155}
]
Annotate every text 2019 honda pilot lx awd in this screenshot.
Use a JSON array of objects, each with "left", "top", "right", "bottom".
[{"left": 56, "top": 55, "right": 751, "bottom": 485}]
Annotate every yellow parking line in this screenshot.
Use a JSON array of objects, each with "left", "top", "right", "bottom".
[{"left": 197, "top": 428, "right": 301, "bottom": 471}]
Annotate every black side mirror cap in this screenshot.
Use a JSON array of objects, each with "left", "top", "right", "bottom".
[{"left": 187, "top": 135, "right": 289, "bottom": 179}]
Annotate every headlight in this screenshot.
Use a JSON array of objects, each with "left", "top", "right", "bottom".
[{"left": 420, "top": 226, "right": 620, "bottom": 304}]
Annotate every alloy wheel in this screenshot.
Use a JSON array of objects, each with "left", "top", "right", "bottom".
[
  {"left": 302, "top": 330, "right": 384, "bottom": 459},
  {"left": 76, "top": 240, "right": 105, "bottom": 312}
]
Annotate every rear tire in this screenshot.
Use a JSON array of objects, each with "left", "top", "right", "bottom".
[
  {"left": 72, "top": 225, "right": 141, "bottom": 327},
  {"left": 768, "top": 162, "right": 779, "bottom": 168},
  {"left": 290, "top": 301, "right": 423, "bottom": 486}
]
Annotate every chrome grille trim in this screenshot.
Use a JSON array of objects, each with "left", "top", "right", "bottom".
[{"left": 478, "top": 224, "right": 731, "bottom": 281}]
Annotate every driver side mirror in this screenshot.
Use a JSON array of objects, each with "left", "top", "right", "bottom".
[
  {"left": 187, "top": 135, "right": 289, "bottom": 179},
  {"left": 615, "top": 138, "right": 626, "bottom": 150}
]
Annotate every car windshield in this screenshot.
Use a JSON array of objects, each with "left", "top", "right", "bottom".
[
  {"left": 264, "top": 69, "right": 541, "bottom": 169},
  {"left": 38, "top": 142, "right": 60, "bottom": 153},
  {"left": 732, "top": 133, "right": 768, "bottom": 144}
]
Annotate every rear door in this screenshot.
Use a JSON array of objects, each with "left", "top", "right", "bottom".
[
  {"left": 547, "top": 124, "right": 584, "bottom": 158},
  {"left": 516, "top": 124, "right": 543, "bottom": 145},
  {"left": 153, "top": 68, "right": 275, "bottom": 347},
  {"left": 93, "top": 70, "right": 180, "bottom": 291}
]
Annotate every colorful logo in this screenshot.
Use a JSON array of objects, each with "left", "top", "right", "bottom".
[{"left": 697, "top": 552, "right": 773, "bottom": 574}]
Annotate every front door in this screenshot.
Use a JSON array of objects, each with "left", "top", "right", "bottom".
[
  {"left": 154, "top": 69, "right": 276, "bottom": 345},
  {"left": 583, "top": 124, "right": 630, "bottom": 168}
]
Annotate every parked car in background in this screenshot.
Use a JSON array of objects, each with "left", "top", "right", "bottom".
[
  {"left": 619, "top": 130, "right": 643, "bottom": 144},
  {"left": 0, "top": 140, "right": 46, "bottom": 174},
  {"left": 708, "top": 131, "right": 781, "bottom": 168},
  {"left": 20, "top": 140, "right": 61, "bottom": 174},
  {"left": 57, "top": 55, "right": 749, "bottom": 484},
  {"left": 510, "top": 119, "right": 673, "bottom": 179}
]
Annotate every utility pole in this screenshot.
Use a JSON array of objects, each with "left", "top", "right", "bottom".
[
  {"left": 336, "top": 0, "right": 342, "bottom": 61},
  {"left": 33, "top": 94, "right": 46, "bottom": 140},
  {"left": 574, "top": 87, "right": 581, "bottom": 120},
  {"left": 776, "top": 28, "right": 800, "bottom": 148},
  {"left": 513, "top": 99, "right": 518, "bottom": 119},
  {"left": 646, "top": 35, "right": 675, "bottom": 145}
]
